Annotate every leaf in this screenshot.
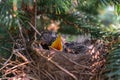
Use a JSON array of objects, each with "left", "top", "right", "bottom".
[{"left": 103, "top": 46, "right": 120, "bottom": 80}]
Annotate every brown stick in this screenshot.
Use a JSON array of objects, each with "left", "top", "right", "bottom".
[
  {"left": 0, "top": 63, "right": 13, "bottom": 71},
  {"left": 14, "top": 51, "right": 29, "bottom": 62},
  {"left": 49, "top": 59, "right": 78, "bottom": 80},
  {"left": 34, "top": 49, "right": 78, "bottom": 80},
  {"left": 60, "top": 53, "right": 90, "bottom": 69},
  {"left": 6, "top": 62, "right": 29, "bottom": 72},
  {"left": 3, "top": 53, "right": 13, "bottom": 65},
  {"left": 28, "top": 22, "right": 41, "bottom": 36},
  {"left": 44, "top": 70, "right": 56, "bottom": 80}
]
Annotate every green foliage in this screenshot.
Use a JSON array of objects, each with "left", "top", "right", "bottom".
[
  {"left": 103, "top": 45, "right": 120, "bottom": 80},
  {"left": 101, "top": 0, "right": 120, "bottom": 5},
  {"left": 115, "top": 4, "right": 120, "bottom": 15},
  {"left": 59, "top": 24, "right": 82, "bottom": 35},
  {"left": 77, "top": 0, "right": 100, "bottom": 15},
  {"left": 37, "top": 0, "right": 72, "bottom": 14},
  {"left": 0, "top": 27, "right": 12, "bottom": 59},
  {"left": 0, "top": 0, "right": 13, "bottom": 27}
]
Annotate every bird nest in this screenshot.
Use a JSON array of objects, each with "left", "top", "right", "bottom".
[
  {"left": 0, "top": 37, "right": 107, "bottom": 80},
  {"left": 28, "top": 43, "right": 106, "bottom": 80}
]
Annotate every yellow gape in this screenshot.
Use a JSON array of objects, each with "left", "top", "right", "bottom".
[{"left": 50, "top": 34, "right": 63, "bottom": 51}]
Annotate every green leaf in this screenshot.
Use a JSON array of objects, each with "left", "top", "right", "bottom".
[{"left": 103, "top": 46, "right": 120, "bottom": 80}]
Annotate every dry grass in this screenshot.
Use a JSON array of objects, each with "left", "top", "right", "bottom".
[{"left": 0, "top": 39, "right": 107, "bottom": 80}]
